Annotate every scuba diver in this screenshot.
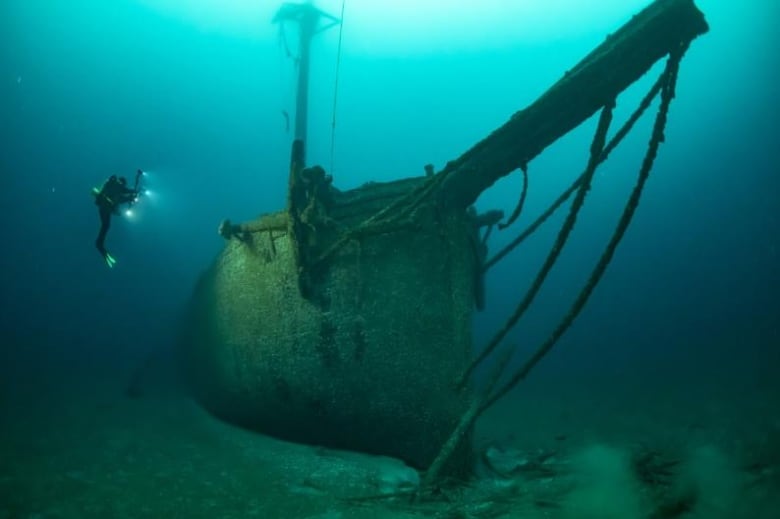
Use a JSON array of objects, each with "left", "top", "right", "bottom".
[{"left": 92, "top": 169, "right": 143, "bottom": 268}]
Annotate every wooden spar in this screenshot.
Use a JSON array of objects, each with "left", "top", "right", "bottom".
[{"left": 437, "top": 0, "right": 709, "bottom": 209}]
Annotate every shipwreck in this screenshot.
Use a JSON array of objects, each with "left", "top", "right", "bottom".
[{"left": 180, "top": 0, "right": 709, "bottom": 487}]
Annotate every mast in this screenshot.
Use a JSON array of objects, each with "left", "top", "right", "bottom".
[{"left": 273, "top": 2, "right": 341, "bottom": 165}]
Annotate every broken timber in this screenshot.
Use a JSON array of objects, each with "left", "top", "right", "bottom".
[{"left": 437, "top": 0, "right": 709, "bottom": 209}]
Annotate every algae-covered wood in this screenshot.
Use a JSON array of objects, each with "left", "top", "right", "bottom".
[
  {"left": 438, "top": 0, "right": 709, "bottom": 208},
  {"left": 183, "top": 179, "right": 479, "bottom": 471}
]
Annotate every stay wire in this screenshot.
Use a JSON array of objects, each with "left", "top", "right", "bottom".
[{"left": 330, "top": 0, "right": 346, "bottom": 175}]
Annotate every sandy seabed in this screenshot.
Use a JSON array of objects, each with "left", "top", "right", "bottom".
[{"left": 1, "top": 368, "right": 778, "bottom": 519}]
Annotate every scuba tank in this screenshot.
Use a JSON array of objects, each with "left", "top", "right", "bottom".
[
  {"left": 90, "top": 170, "right": 144, "bottom": 207},
  {"left": 91, "top": 175, "right": 116, "bottom": 207}
]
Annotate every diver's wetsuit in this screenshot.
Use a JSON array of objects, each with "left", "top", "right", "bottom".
[{"left": 95, "top": 176, "right": 137, "bottom": 259}]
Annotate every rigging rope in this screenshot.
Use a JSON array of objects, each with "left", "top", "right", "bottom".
[
  {"left": 479, "top": 43, "right": 687, "bottom": 413},
  {"left": 457, "top": 99, "right": 616, "bottom": 388},
  {"left": 421, "top": 46, "right": 688, "bottom": 495},
  {"left": 330, "top": 0, "right": 346, "bottom": 175},
  {"left": 309, "top": 43, "right": 668, "bottom": 277},
  {"left": 498, "top": 164, "right": 528, "bottom": 230},
  {"left": 483, "top": 71, "right": 667, "bottom": 272}
]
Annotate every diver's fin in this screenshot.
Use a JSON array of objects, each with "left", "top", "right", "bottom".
[{"left": 104, "top": 253, "right": 117, "bottom": 268}]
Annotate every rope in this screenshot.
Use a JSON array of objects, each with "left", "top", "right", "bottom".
[
  {"left": 479, "top": 44, "right": 686, "bottom": 414},
  {"left": 311, "top": 55, "right": 668, "bottom": 303},
  {"left": 310, "top": 171, "right": 447, "bottom": 267},
  {"left": 278, "top": 21, "right": 298, "bottom": 134},
  {"left": 417, "top": 343, "right": 516, "bottom": 498},
  {"left": 457, "top": 100, "right": 615, "bottom": 388},
  {"left": 421, "top": 46, "right": 688, "bottom": 495},
  {"left": 310, "top": 148, "right": 468, "bottom": 269},
  {"left": 483, "top": 71, "right": 666, "bottom": 272},
  {"left": 497, "top": 164, "right": 528, "bottom": 230},
  {"left": 330, "top": 0, "right": 346, "bottom": 175}
]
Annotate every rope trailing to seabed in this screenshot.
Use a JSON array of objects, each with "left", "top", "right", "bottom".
[
  {"left": 480, "top": 44, "right": 686, "bottom": 412},
  {"left": 458, "top": 98, "right": 616, "bottom": 388},
  {"left": 419, "top": 45, "right": 687, "bottom": 496},
  {"left": 420, "top": 100, "right": 615, "bottom": 492},
  {"left": 460, "top": 64, "right": 670, "bottom": 384}
]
